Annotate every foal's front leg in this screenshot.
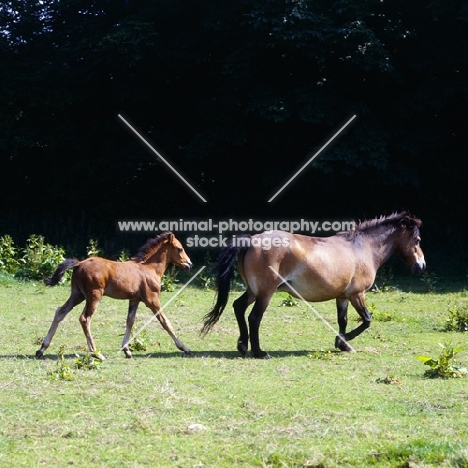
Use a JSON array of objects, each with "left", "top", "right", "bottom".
[
  {"left": 146, "top": 296, "right": 192, "bottom": 356},
  {"left": 121, "top": 300, "right": 140, "bottom": 358}
]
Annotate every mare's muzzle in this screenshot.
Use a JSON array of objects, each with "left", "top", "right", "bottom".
[{"left": 411, "top": 258, "right": 426, "bottom": 275}]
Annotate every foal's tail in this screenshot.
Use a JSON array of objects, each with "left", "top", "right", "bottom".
[
  {"left": 201, "top": 237, "right": 249, "bottom": 335},
  {"left": 44, "top": 258, "right": 80, "bottom": 286}
]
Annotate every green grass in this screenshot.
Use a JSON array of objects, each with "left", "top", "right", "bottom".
[{"left": 1, "top": 278, "right": 468, "bottom": 467}]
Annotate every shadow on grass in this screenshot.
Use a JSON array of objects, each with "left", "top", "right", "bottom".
[
  {"left": 0, "top": 348, "right": 343, "bottom": 360},
  {"left": 130, "top": 348, "right": 340, "bottom": 360}
]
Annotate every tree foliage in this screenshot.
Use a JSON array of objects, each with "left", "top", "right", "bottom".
[{"left": 1, "top": 0, "right": 467, "bottom": 259}]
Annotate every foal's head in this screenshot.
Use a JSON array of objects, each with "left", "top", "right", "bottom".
[
  {"left": 393, "top": 216, "right": 426, "bottom": 275},
  {"left": 133, "top": 232, "right": 192, "bottom": 271},
  {"left": 166, "top": 233, "right": 193, "bottom": 271}
]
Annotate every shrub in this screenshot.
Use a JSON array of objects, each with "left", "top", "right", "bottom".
[
  {"left": 15, "top": 234, "right": 66, "bottom": 281},
  {"left": 444, "top": 302, "right": 468, "bottom": 332},
  {"left": 0, "top": 235, "right": 20, "bottom": 274},
  {"left": 418, "top": 343, "right": 467, "bottom": 379}
]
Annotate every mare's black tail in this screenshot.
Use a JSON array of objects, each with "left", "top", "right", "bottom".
[
  {"left": 201, "top": 237, "right": 249, "bottom": 335},
  {"left": 44, "top": 258, "right": 80, "bottom": 286}
]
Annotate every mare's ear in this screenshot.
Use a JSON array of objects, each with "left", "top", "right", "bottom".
[
  {"left": 398, "top": 218, "right": 411, "bottom": 229},
  {"left": 166, "top": 232, "right": 175, "bottom": 242}
]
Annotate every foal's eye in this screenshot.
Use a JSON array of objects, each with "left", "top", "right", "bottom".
[
  {"left": 178, "top": 248, "right": 183, "bottom": 253},
  {"left": 415, "top": 238, "right": 421, "bottom": 245}
]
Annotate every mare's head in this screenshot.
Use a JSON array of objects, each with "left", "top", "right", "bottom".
[
  {"left": 133, "top": 232, "right": 192, "bottom": 271},
  {"left": 392, "top": 214, "right": 426, "bottom": 275}
]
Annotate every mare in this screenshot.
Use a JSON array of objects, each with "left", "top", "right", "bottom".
[
  {"left": 36, "top": 232, "right": 193, "bottom": 360},
  {"left": 202, "top": 212, "right": 426, "bottom": 358}
]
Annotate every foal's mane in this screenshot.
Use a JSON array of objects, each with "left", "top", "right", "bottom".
[
  {"left": 132, "top": 231, "right": 173, "bottom": 263},
  {"left": 338, "top": 211, "right": 422, "bottom": 240}
]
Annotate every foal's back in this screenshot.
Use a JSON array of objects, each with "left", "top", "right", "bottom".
[{"left": 72, "top": 257, "right": 159, "bottom": 300}]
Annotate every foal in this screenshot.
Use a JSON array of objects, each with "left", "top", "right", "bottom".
[{"left": 36, "top": 232, "right": 193, "bottom": 360}]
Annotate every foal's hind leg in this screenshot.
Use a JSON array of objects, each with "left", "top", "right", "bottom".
[
  {"left": 146, "top": 296, "right": 192, "bottom": 356},
  {"left": 36, "top": 289, "right": 85, "bottom": 358},
  {"left": 233, "top": 290, "right": 255, "bottom": 357},
  {"left": 121, "top": 300, "right": 140, "bottom": 358},
  {"left": 79, "top": 290, "right": 106, "bottom": 360}
]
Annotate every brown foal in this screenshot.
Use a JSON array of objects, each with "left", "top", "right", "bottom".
[{"left": 36, "top": 232, "right": 193, "bottom": 360}]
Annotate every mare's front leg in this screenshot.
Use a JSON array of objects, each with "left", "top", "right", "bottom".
[
  {"left": 334, "top": 298, "right": 354, "bottom": 352},
  {"left": 336, "top": 293, "right": 372, "bottom": 351},
  {"left": 121, "top": 300, "right": 140, "bottom": 358},
  {"left": 146, "top": 295, "right": 192, "bottom": 356}
]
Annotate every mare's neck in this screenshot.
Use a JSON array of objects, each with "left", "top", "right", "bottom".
[{"left": 365, "top": 229, "right": 397, "bottom": 270}]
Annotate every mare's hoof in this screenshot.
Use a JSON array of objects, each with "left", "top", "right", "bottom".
[
  {"left": 253, "top": 351, "right": 272, "bottom": 359},
  {"left": 182, "top": 350, "right": 193, "bottom": 357},
  {"left": 93, "top": 352, "right": 106, "bottom": 361},
  {"left": 36, "top": 350, "right": 44, "bottom": 359},
  {"left": 335, "top": 336, "right": 354, "bottom": 352},
  {"left": 124, "top": 352, "right": 132, "bottom": 359},
  {"left": 237, "top": 341, "right": 248, "bottom": 357}
]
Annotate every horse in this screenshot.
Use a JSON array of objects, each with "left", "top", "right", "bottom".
[
  {"left": 36, "top": 231, "right": 193, "bottom": 360},
  {"left": 201, "top": 212, "right": 426, "bottom": 358}
]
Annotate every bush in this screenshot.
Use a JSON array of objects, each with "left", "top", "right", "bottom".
[
  {"left": 444, "top": 302, "right": 468, "bottom": 332},
  {"left": 15, "top": 234, "right": 67, "bottom": 281},
  {"left": 0, "top": 235, "right": 20, "bottom": 274}
]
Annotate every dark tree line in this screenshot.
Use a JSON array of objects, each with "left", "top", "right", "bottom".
[{"left": 1, "top": 0, "right": 467, "bottom": 265}]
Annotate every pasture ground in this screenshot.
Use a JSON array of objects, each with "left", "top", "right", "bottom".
[{"left": 0, "top": 274, "right": 467, "bottom": 467}]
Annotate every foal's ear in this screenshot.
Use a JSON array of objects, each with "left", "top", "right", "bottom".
[{"left": 166, "top": 232, "right": 175, "bottom": 242}]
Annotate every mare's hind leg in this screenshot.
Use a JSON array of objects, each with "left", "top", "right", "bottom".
[
  {"left": 336, "top": 293, "right": 371, "bottom": 351},
  {"left": 233, "top": 290, "right": 255, "bottom": 357},
  {"left": 248, "top": 293, "right": 274, "bottom": 359},
  {"left": 36, "top": 289, "right": 85, "bottom": 358},
  {"left": 146, "top": 296, "right": 192, "bottom": 356},
  {"left": 121, "top": 300, "right": 140, "bottom": 358},
  {"left": 334, "top": 298, "right": 354, "bottom": 352},
  {"left": 79, "top": 290, "right": 105, "bottom": 360}
]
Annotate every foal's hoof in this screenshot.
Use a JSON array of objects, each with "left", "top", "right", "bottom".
[
  {"left": 124, "top": 350, "right": 133, "bottom": 359},
  {"left": 35, "top": 349, "right": 44, "bottom": 359},
  {"left": 93, "top": 352, "right": 106, "bottom": 361},
  {"left": 182, "top": 349, "right": 193, "bottom": 357},
  {"left": 335, "top": 336, "right": 354, "bottom": 352}
]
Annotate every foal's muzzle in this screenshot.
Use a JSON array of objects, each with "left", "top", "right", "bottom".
[{"left": 182, "top": 262, "right": 193, "bottom": 272}]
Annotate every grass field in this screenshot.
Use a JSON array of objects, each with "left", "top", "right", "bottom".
[{"left": 0, "top": 273, "right": 467, "bottom": 467}]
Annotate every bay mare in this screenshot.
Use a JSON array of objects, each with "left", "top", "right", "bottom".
[
  {"left": 36, "top": 232, "right": 193, "bottom": 360},
  {"left": 202, "top": 212, "right": 426, "bottom": 358}
]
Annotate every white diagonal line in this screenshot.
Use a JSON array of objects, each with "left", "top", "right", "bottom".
[
  {"left": 268, "top": 266, "right": 355, "bottom": 351},
  {"left": 268, "top": 114, "right": 357, "bottom": 202},
  {"left": 120, "top": 265, "right": 206, "bottom": 351},
  {"left": 118, "top": 114, "right": 207, "bottom": 203}
]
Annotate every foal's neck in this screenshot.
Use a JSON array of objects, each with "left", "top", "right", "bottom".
[{"left": 146, "top": 250, "right": 170, "bottom": 276}]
